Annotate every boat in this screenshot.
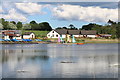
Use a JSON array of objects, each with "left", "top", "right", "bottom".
[{"left": 76, "top": 43, "right": 84, "bottom": 45}]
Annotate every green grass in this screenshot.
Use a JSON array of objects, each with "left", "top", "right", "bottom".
[{"left": 22, "top": 30, "right": 49, "bottom": 38}]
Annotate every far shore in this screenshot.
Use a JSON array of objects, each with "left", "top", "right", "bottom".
[{"left": 0, "top": 39, "right": 119, "bottom": 44}]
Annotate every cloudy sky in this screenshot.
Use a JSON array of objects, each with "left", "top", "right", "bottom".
[{"left": 0, "top": 1, "right": 118, "bottom": 28}]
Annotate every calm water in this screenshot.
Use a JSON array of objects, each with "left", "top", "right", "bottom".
[{"left": 0, "top": 43, "right": 118, "bottom": 78}]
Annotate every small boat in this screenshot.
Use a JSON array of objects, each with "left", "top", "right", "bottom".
[{"left": 76, "top": 43, "right": 84, "bottom": 45}]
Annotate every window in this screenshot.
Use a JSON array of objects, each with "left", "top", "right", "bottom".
[
  {"left": 52, "top": 35, "right": 54, "bottom": 37},
  {"left": 52, "top": 31, "right": 54, "bottom": 33},
  {"left": 56, "top": 35, "right": 58, "bottom": 37}
]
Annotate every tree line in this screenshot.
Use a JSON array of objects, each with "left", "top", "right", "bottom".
[
  {"left": 0, "top": 18, "right": 52, "bottom": 31},
  {"left": 55, "top": 20, "right": 120, "bottom": 39},
  {"left": 0, "top": 18, "right": 120, "bottom": 39}
]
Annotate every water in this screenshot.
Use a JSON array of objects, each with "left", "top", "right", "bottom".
[{"left": 0, "top": 43, "right": 118, "bottom": 78}]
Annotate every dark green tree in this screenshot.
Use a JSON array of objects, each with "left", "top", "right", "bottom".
[
  {"left": 10, "top": 21, "right": 16, "bottom": 25},
  {"left": 68, "top": 24, "right": 78, "bottom": 30},
  {"left": 30, "top": 21, "right": 39, "bottom": 30},
  {"left": 16, "top": 21, "right": 22, "bottom": 30},
  {"left": 41, "top": 22, "right": 52, "bottom": 31}
]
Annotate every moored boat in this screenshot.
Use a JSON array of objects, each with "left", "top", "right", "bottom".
[{"left": 76, "top": 43, "right": 84, "bottom": 45}]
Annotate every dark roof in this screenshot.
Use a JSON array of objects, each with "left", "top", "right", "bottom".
[
  {"left": 80, "top": 30, "right": 97, "bottom": 35},
  {"left": 24, "top": 32, "right": 34, "bottom": 35},
  {"left": 68, "top": 30, "right": 80, "bottom": 35},
  {"left": 54, "top": 29, "right": 67, "bottom": 35}
]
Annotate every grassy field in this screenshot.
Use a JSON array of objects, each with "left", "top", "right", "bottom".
[{"left": 22, "top": 30, "right": 49, "bottom": 38}]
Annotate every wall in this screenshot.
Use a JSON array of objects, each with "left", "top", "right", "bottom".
[
  {"left": 23, "top": 33, "right": 35, "bottom": 39},
  {"left": 47, "top": 30, "right": 61, "bottom": 38},
  {"left": 87, "top": 35, "right": 96, "bottom": 38}
]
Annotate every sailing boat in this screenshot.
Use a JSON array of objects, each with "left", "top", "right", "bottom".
[{"left": 72, "top": 35, "right": 76, "bottom": 43}]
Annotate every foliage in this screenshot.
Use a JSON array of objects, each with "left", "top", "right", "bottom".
[
  {"left": 55, "top": 24, "right": 78, "bottom": 30},
  {"left": 22, "top": 23, "right": 31, "bottom": 30},
  {"left": 0, "top": 23, "right": 3, "bottom": 29},
  {"left": 16, "top": 21, "right": 22, "bottom": 30}
]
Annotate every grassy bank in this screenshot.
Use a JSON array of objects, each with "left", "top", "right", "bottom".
[
  {"left": 82, "top": 39, "right": 119, "bottom": 43},
  {"left": 22, "top": 30, "right": 49, "bottom": 38}
]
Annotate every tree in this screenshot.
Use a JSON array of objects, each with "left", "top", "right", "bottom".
[
  {"left": 40, "top": 22, "right": 52, "bottom": 31},
  {"left": 62, "top": 27, "right": 67, "bottom": 29},
  {"left": 10, "top": 21, "right": 16, "bottom": 25},
  {"left": 3, "top": 21, "right": 9, "bottom": 30},
  {"left": 7, "top": 22, "right": 17, "bottom": 30},
  {"left": 0, "top": 18, "right": 9, "bottom": 30},
  {"left": 22, "top": 23, "right": 31, "bottom": 30},
  {"left": 55, "top": 27, "right": 62, "bottom": 29},
  {"left": 116, "top": 22, "right": 120, "bottom": 39},
  {"left": 16, "top": 21, "right": 22, "bottom": 30},
  {"left": 68, "top": 24, "right": 78, "bottom": 30},
  {"left": 108, "top": 19, "right": 116, "bottom": 25},
  {"left": 30, "top": 21, "right": 39, "bottom": 30},
  {"left": 0, "top": 23, "right": 3, "bottom": 30}
]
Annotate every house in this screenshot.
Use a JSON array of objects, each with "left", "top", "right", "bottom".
[
  {"left": 80, "top": 30, "right": 97, "bottom": 38},
  {"left": 2, "top": 30, "right": 22, "bottom": 40},
  {"left": 98, "top": 34, "right": 112, "bottom": 38},
  {"left": 47, "top": 29, "right": 67, "bottom": 38},
  {"left": 47, "top": 29, "right": 97, "bottom": 38},
  {"left": 68, "top": 30, "right": 80, "bottom": 37},
  {"left": 23, "top": 32, "right": 35, "bottom": 39}
]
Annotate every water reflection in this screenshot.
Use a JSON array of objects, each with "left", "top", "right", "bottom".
[{"left": 0, "top": 44, "right": 118, "bottom": 78}]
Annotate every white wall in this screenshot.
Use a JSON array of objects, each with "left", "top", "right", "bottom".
[
  {"left": 23, "top": 33, "right": 35, "bottom": 39},
  {"left": 73, "top": 35, "right": 79, "bottom": 37},
  {"left": 13, "top": 36, "right": 22, "bottom": 40},
  {"left": 87, "top": 35, "right": 96, "bottom": 38},
  {"left": 4, "top": 35, "right": 9, "bottom": 40}
]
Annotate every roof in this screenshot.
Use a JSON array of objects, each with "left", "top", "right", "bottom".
[
  {"left": 81, "top": 30, "right": 97, "bottom": 35},
  {"left": 54, "top": 29, "right": 67, "bottom": 35},
  {"left": 24, "top": 32, "right": 34, "bottom": 35},
  {"left": 2, "top": 30, "right": 16, "bottom": 36},
  {"left": 68, "top": 30, "right": 80, "bottom": 35}
]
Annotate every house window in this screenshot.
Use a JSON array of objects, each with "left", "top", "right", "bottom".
[
  {"left": 52, "top": 31, "right": 54, "bottom": 33},
  {"left": 56, "top": 35, "right": 58, "bottom": 37},
  {"left": 52, "top": 34, "right": 54, "bottom": 37}
]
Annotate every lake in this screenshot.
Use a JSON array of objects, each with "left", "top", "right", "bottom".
[{"left": 0, "top": 43, "right": 118, "bottom": 78}]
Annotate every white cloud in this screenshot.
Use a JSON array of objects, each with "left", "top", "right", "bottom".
[
  {"left": 15, "top": 3, "right": 44, "bottom": 14},
  {"left": 52, "top": 4, "right": 118, "bottom": 22},
  {"left": 0, "top": 9, "right": 27, "bottom": 22}
]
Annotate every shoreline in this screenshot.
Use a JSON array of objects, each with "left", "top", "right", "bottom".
[
  {"left": 0, "top": 41, "right": 119, "bottom": 44},
  {"left": 0, "top": 39, "right": 119, "bottom": 44}
]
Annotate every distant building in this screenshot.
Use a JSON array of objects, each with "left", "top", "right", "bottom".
[
  {"left": 47, "top": 29, "right": 97, "bottom": 38},
  {"left": 99, "top": 34, "right": 112, "bottom": 38},
  {"left": 2, "top": 30, "right": 22, "bottom": 40},
  {"left": 47, "top": 29, "right": 67, "bottom": 38},
  {"left": 23, "top": 32, "right": 35, "bottom": 39},
  {"left": 80, "top": 30, "right": 97, "bottom": 38},
  {"left": 68, "top": 30, "right": 80, "bottom": 37}
]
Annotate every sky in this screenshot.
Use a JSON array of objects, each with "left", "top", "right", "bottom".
[{"left": 0, "top": 1, "right": 119, "bottom": 29}]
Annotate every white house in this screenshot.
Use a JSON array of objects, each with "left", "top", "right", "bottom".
[
  {"left": 47, "top": 29, "right": 67, "bottom": 38},
  {"left": 23, "top": 32, "right": 35, "bottom": 39}
]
